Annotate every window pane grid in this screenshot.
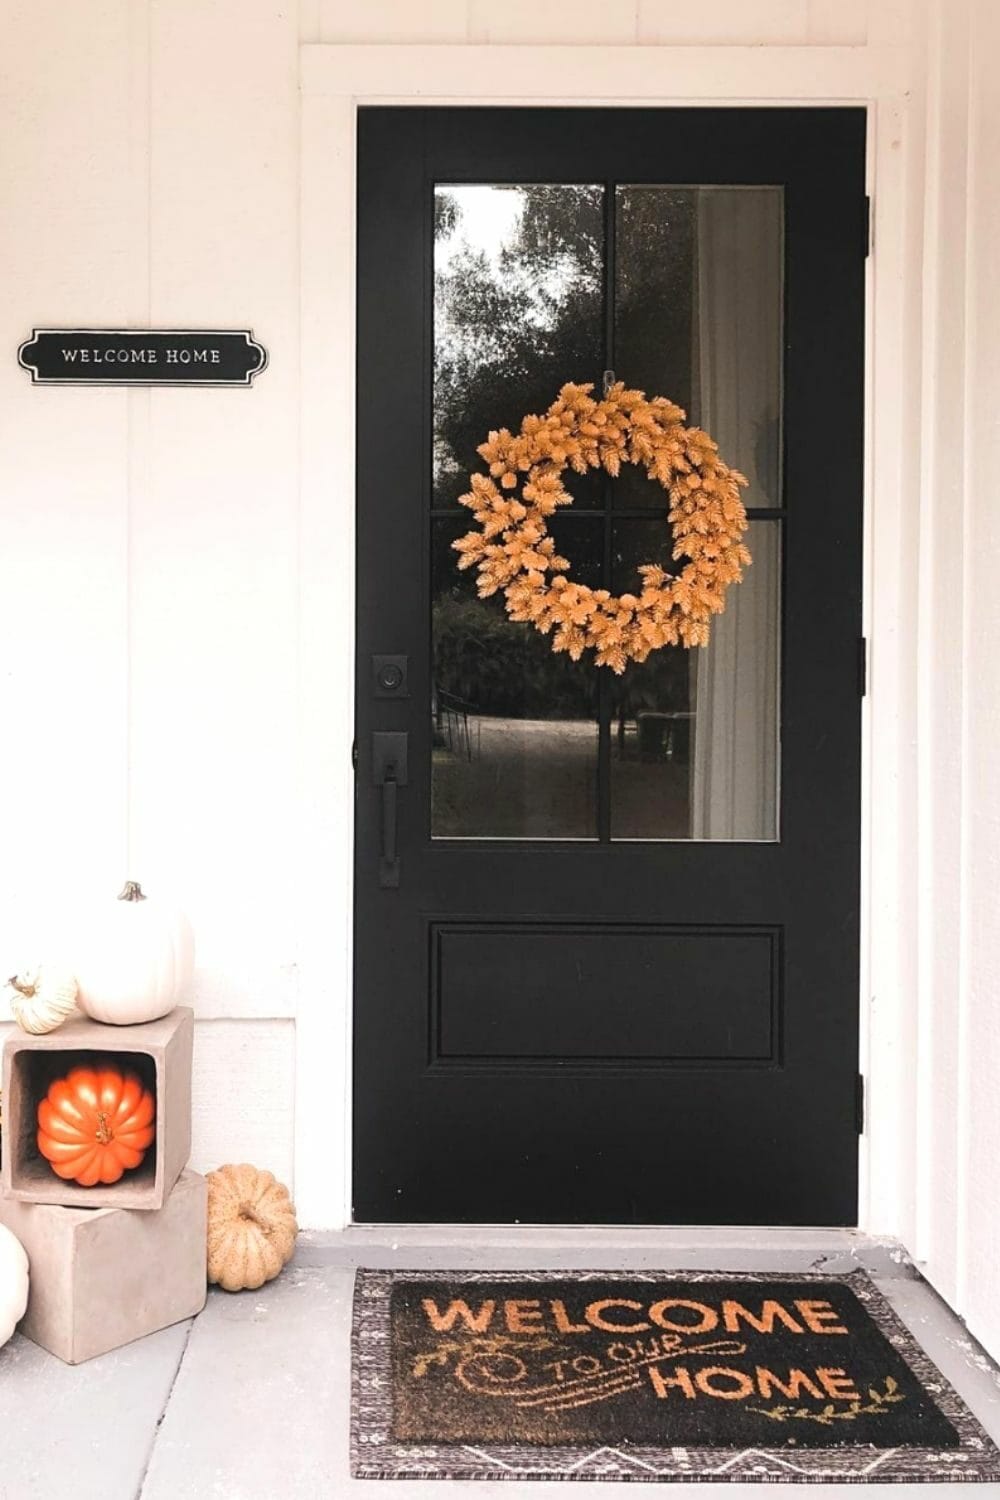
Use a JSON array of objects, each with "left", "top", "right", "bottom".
[{"left": 432, "top": 182, "right": 782, "bottom": 841}]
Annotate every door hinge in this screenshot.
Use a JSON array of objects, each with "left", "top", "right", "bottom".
[
  {"left": 863, "top": 195, "right": 872, "bottom": 258},
  {"left": 351, "top": 739, "right": 358, "bottom": 771},
  {"left": 858, "top": 636, "right": 868, "bottom": 697},
  {"left": 855, "top": 1073, "right": 866, "bottom": 1134}
]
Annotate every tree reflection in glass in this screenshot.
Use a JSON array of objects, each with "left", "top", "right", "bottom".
[{"left": 432, "top": 185, "right": 603, "bottom": 839}]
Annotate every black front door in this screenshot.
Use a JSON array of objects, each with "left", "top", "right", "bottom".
[{"left": 354, "top": 107, "right": 865, "bottom": 1225}]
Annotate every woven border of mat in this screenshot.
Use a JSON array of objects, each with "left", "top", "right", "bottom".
[{"left": 351, "top": 1268, "right": 1000, "bottom": 1484}]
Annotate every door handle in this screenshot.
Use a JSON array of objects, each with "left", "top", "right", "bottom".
[
  {"left": 381, "top": 771, "right": 398, "bottom": 886},
  {"left": 372, "top": 731, "right": 408, "bottom": 889}
]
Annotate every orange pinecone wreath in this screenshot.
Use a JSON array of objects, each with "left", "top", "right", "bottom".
[{"left": 453, "top": 381, "right": 752, "bottom": 673}]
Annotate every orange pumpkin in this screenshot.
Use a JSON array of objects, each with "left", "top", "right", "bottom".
[{"left": 37, "top": 1065, "right": 156, "bottom": 1186}]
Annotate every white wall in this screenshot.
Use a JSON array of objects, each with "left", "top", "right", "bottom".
[
  {"left": 5, "top": 0, "right": 1000, "bottom": 1363},
  {"left": 0, "top": 0, "right": 302, "bottom": 1192},
  {"left": 310, "top": 0, "right": 876, "bottom": 46},
  {"left": 1, "top": 0, "right": 907, "bottom": 1219},
  {"left": 905, "top": 0, "right": 1000, "bottom": 1360}
]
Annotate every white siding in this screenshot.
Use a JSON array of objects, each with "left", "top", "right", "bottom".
[
  {"left": 0, "top": 1, "right": 133, "bottom": 946},
  {"left": 961, "top": 0, "right": 1000, "bottom": 1362},
  {"left": 189, "top": 1020, "right": 296, "bottom": 1187},
  {"left": 2, "top": 0, "right": 895, "bottom": 1226},
  {"left": 313, "top": 0, "right": 893, "bottom": 46},
  {"left": 319, "top": 0, "right": 467, "bottom": 44},
  {"left": 136, "top": 0, "right": 302, "bottom": 1027},
  {"left": 0, "top": 0, "right": 303, "bottom": 1204},
  {"left": 911, "top": 0, "right": 1000, "bottom": 1358},
  {"left": 3, "top": 0, "right": 1000, "bottom": 1369},
  {"left": 638, "top": 0, "right": 865, "bottom": 46},
  {"left": 468, "top": 0, "right": 637, "bottom": 45}
]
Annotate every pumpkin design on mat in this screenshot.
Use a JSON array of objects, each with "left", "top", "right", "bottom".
[
  {"left": 37, "top": 1064, "right": 156, "bottom": 1187},
  {"left": 207, "top": 1164, "right": 298, "bottom": 1292}
]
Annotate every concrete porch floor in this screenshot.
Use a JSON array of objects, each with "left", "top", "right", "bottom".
[{"left": 2, "top": 1229, "right": 999, "bottom": 1499}]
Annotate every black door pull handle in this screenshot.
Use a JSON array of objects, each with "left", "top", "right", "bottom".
[
  {"left": 381, "top": 769, "right": 399, "bottom": 887},
  {"left": 372, "top": 731, "right": 408, "bottom": 889}
]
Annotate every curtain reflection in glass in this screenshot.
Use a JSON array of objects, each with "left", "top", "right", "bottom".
[
  {"left": 610, "top": 522, "right": 780, "bottom": 840},
  {"left": 614, "top": 186, "right": 782, "bottom": 510},
  {"left": 690, "top": 522, "right": 780, "bottom": 840}
]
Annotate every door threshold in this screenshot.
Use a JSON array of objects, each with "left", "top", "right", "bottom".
[{"left": 297, "top": 1223, "right": 910, "bottom": 1280}]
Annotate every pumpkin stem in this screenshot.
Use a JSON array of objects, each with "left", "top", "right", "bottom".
[
  {"left": 239, "top": 1202, "right": 272, "bottom": 1234},
  {"left": 95, "top": 1111, "right": 113, "bottom": 1146},
  {"left": 118, "top": 881, "right": 147, "bottom": 902},
  {"left": 8, "top": 974, "right": 36, "bottom": 998}
]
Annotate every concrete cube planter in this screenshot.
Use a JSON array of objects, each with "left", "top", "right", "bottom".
[
  {"left": 0, "top": 1168, "right": 207, "bottom": 1363},
  {"left": 1, "top": 1007, "right": 193, "bottom": 1210}
]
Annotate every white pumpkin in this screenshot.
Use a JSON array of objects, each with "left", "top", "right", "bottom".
[
  {"left": 74, "top": 881, "right": 195, "bottom": 1026},
  {"left": 5, "top": 965, "right": 78, "bottom": 1034},
  {"left": 0, "top": 1224, "right": 29, "bottom": 1350}
]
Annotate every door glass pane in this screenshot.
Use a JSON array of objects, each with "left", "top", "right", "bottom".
[
  {"left": 434, "top": 184, "right": 605, "bottom": 510},
  {"left": 614, "top": 186, "right": 783, "bottom": 510},
  {"left": 432, "top": 516, "right": 600, "bottom": 839},
  {"left": 432, "top": 182, "right": 782, "bottom": 843},
  {"left": 610, "top": 519, "right": 780, "bottom": 840}
]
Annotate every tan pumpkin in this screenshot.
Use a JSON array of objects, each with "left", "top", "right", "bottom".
[{"left": 206, "top": 1164, "right": 298, "bottom": 1292}]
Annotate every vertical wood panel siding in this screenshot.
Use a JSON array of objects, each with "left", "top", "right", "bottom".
[
  {"left": 955, "top": 0, "right": 1000, "bottom": 1358},
  {"left": 4, "top": 0, "right": 1000, "bottom": 1372}
]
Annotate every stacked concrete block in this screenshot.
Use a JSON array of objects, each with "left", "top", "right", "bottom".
[{"left": 0, "top": 1006, "right": 207, "bottom": 1363}]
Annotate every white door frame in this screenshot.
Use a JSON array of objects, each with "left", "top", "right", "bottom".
[{"left": 296, "top": 41, "right": 920, "bottom": 1232}]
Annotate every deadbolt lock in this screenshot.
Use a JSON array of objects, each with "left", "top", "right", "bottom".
[{"left": 372, "top": 654, "right": 409, "bottom": 698}]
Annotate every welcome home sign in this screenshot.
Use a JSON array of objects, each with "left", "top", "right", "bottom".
[{"left": 18, "top": 329, "right": 267, "bottom": 386}]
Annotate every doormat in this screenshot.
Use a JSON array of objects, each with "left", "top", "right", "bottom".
[{"left": 351, "top": 1269, "right": 1000, "bottom": 1483}]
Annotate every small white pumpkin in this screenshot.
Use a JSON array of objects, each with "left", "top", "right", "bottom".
[
  {"left": 0, "top": 1223, "right": 29, "bottom": 1350},
  {"left": 74, "top": 881, "right": 195, "bottom": 1026},
  {"left": 5, "top": 965, "right": 78, "bottom": 1035}
]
